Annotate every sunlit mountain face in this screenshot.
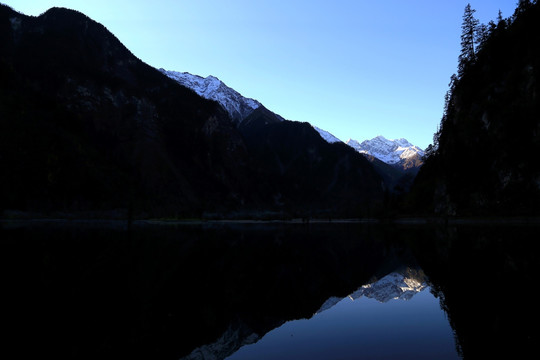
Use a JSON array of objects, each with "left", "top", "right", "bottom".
[
  {"left": 347, "top": 136, "right": 425, "bottom": 167},
  {"left": 159, "top": 69, "right": 262, "bottom": 124}
]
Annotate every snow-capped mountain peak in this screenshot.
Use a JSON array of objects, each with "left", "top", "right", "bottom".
[
  {"left": 159, "top": 69, "right": 262, "bottom": 124},
  {"left": 313, "top": 126, "right": 343, "bottom": 144},
  {"left": 160, "top": 68, "right": 422, "bottom": 168},
  {"left": 346, "top": 135, "right": 424, "bottom": 165}
]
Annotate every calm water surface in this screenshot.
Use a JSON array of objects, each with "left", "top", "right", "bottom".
[
  {"left": 1, "top": 221, "right": 538, "bottom": 359},
  {"left": 228, "top": 284, "right": 457, "bottom": 360}
]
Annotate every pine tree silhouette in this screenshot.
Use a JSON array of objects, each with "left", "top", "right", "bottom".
[{"left": 458, "top": 4, "right": 479, "bottom": 77}]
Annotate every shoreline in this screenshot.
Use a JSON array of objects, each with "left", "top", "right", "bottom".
[{"left": 3, "top": 216, "right": 540, "bottom": 227}]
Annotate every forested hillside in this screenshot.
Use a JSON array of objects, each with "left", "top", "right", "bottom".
[{"left": 410, "top": 1, "right": 540, "bottom": 216}]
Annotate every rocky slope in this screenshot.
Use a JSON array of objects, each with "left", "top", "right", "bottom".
[
  {"left": 312, "top": 126, "right": 343, "bottom": 144},
  {"left": 159, "top": 69, "right": 262, "bottom": 124},
  {"left": 347, "top": 136, "right": 424, "bottom": 171}
]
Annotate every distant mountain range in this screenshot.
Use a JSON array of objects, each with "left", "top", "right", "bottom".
[
  {"left": 347, "top": 136, "right": 424, "bottom": 166},
  {"left": 160, "top": 70, "right": 424, "bottom": 172},
  {"left": 160, "top": 69, "right": 423, "bottom": 197}
]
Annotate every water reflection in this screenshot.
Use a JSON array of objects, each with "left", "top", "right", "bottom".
[
  {"left": 410, "top": 224, "right": 540, "bottom": 359},
  {"left": 227, "top": 287, "right": 457, "bottom": 360},
  {"left": 315, "top": 267, "right": 428, "bottom": 315},
  {"left": 348, "top": 267, "right": 427, "bottom": 303},
  {"left": 1, "top": 221, "right": 538, "bottom": 359},
  {"left": 227, "top": 267, "right": 458, "bottom": 360}
]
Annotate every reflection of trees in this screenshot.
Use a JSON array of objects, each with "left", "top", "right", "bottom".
[{"left": 410, "top": 225, "right": 540, "bottom": 359}]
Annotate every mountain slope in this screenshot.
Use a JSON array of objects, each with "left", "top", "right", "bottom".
[
  {"left": 159, "top": 71, "right": 386, "bottom": 216},
  {"left": 313, "top": 126, "right": 342, "bottom": 144},
  {"left": 159, "top": 67, "right": 414, "bottom": 199},
  {"left": 347, "top": 136, "right": 424, "bottom": 169},
  {"left": 410, "top": 3, "right": 540, "bottom": 216},
  {"left": 344, "top": 136, "right": 424, "bottom": 194},
  {"left": 238, "top": 110, "right": 385, "bottom": 216},
  {"left": 160, "top": 69, "right": 348, "bottom": 149},
  {"left": 159, "top": 69, "right": 261, "bottom": 124},
  {"left": 0, "top": 4, "right": 385, "bottom": 218},
  {"left": 0, "top": 6, "right": 257, "bottom": 216}
]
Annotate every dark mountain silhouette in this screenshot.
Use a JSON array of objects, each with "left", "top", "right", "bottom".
[
  {"left": 239, "top": 108, "right": 384, "bottom": 216},
  {"left": 409, "top": 2, "right": 540, "bottom": 216},
  {"left": 364, "top": 155, "right": 419, "bottom": 195},
  {"left": 0, "top": 5, "right": 384, "bottom": 218},
  {"left": 0, "top": 5, "right": 252, "bottom": 217}
]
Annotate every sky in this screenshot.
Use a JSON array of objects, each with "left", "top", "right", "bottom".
[{"left": 3, "top": 0, "right": 519, "bottom": 149}]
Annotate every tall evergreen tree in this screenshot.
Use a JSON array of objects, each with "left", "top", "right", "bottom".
[{"left": 458, "top": 3, "right": 479, "bottom": 77}]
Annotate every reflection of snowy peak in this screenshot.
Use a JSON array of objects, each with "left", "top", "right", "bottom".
[
  {"left": 349, "top": 270, "right": 427, "bottom": 303},
  {"left": 347, "top": 136, "right": 424, "bottom": 165},
  {"left": 160, "top": 69, "right": 261, "bottom": 124},
  {"left": 316, "top": 269, "right": 427, "bottom": 314},
  {"left": 316, "top": 297, "right": 343, "bottom": 314},
  {"left": 180, "top": 323, "right": 259, "bottom": 360}
]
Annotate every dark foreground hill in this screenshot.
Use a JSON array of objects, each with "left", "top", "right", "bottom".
[
  {"left": 409, "top": 2, "right": 540, "bottom": 216},
  {"left": 0, "top": 5, "right": 384, "bottom": 218}
]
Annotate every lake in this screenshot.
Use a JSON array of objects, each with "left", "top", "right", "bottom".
[{"left": 1, "top": 220, "right": 538, "bottom": 359}]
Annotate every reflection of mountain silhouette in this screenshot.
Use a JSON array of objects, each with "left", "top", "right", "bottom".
[
  {"left": 314, "top": 268, "right": 427, "bottom": 315},
  {"left": 349, "top": 268, "right": 427, "bottom": 303},
  {"left": 2, "top": 223, "right": 416, "bottom": 359},
  {"left": 7, "top": 222, "right": 536, "bottom": 359},
  {"left": 181, "top": 321, "right": 259, "bottom": 360}
]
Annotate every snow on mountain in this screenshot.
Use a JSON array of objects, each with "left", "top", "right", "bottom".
[
  {"left": 346, "top": 135, "right": 425, "bottom": 165},
  {"left": 159, "top": 69, "right": 262, "bottom": 124},
  {"left": 160, "top": 69, "right": 420, "bottom": 167},
  {"left": 313, "top": 126, "right": 343, "bottom": 144}
]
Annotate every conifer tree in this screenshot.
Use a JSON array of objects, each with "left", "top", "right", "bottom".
[
  {"left": 458, "top": 4, "right": 479, "bottom": 77},
  {"left": 475, "top": 23, "right": 490, "bottom": 52}
]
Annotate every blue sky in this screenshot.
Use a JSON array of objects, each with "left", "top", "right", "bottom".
[{"left": 4, "top": 0, "right": 518, "bottom": 149}]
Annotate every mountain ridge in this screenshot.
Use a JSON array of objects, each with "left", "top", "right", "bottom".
[
  {"left": 0, "top": 4, "right": 386, "bottom": 218},
  {"left": 160, "top": 68, "right": 423, "bottom": 172},
  {"left": 159, "top": 69, "right": 262, "bottom": 124},
  {"left": 347, "top": 135, "right": 425, "bottom": 167}
]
